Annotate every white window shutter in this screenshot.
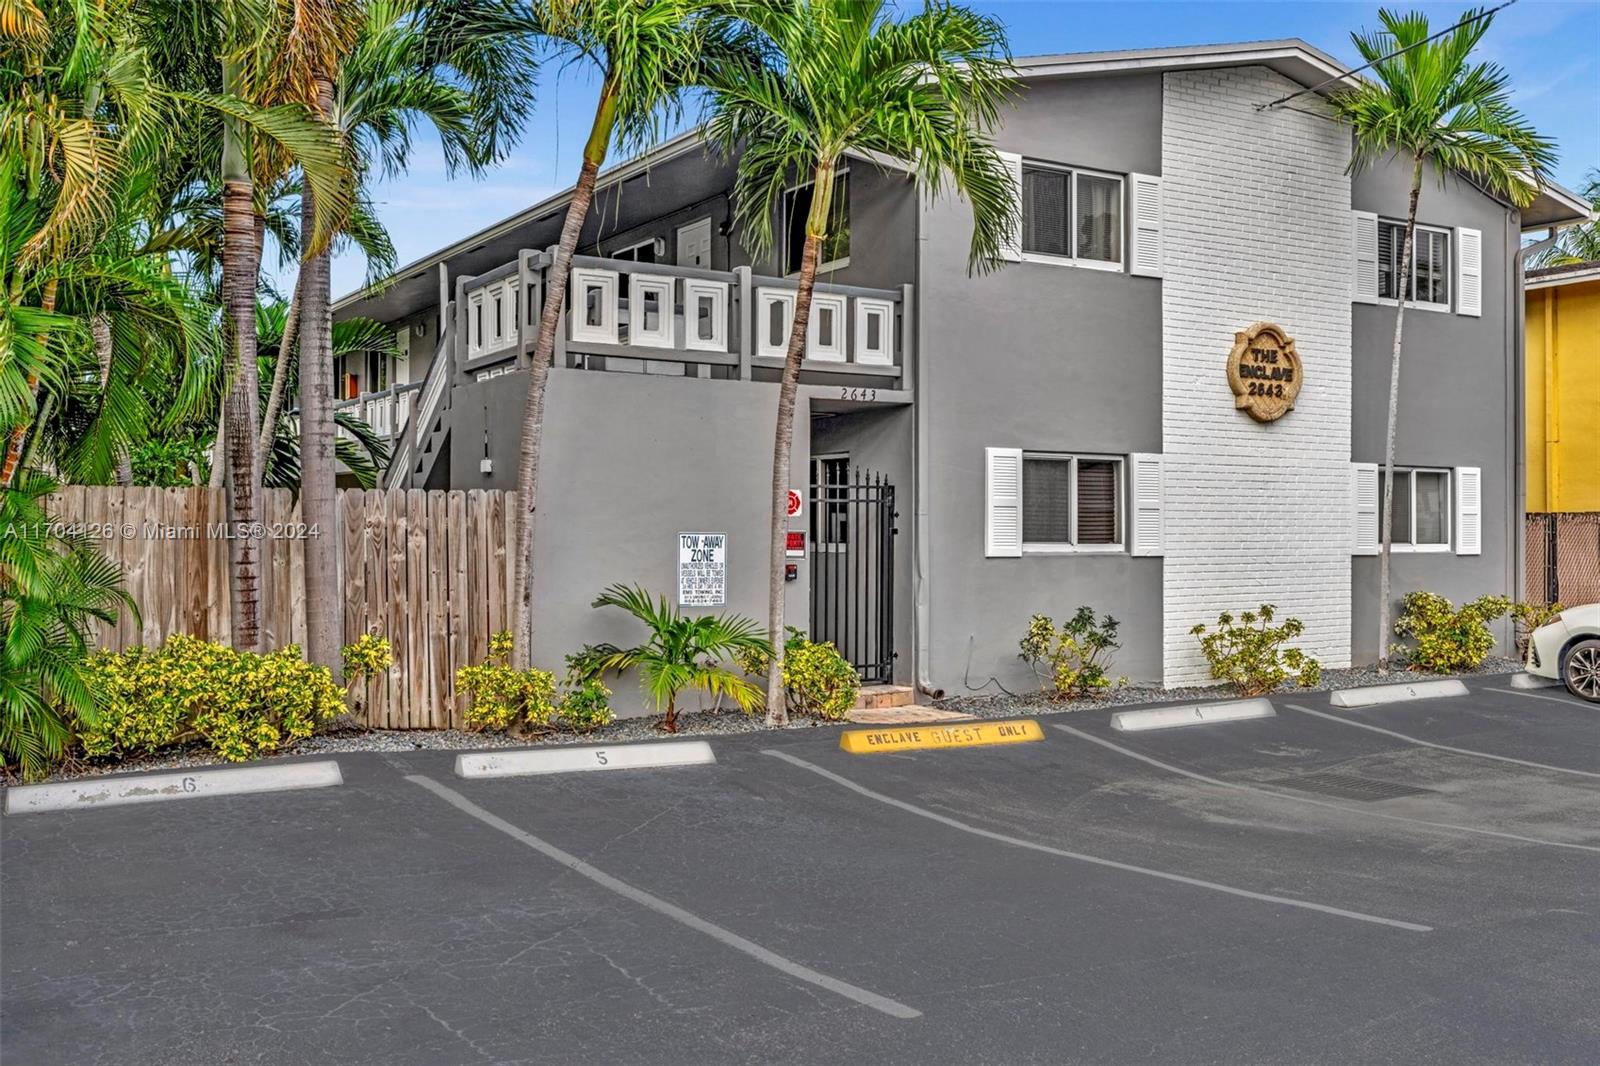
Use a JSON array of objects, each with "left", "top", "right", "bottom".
[
  {"left": 1128, "top": 452, "right": 1164, "bottom": 557},
  {"left": 1352, "top": 462, "right": 1379, "bottom": 555},
  {"left": 1455, "top": 466, "right": 1482, "bottom": 555},
  {"left": 1129, "top": 175, "right": 1163, "bottom": 278},
  {"left": 998, "top": 152, "right": 1023, "bottom": 262},
  {"left": 984, "top": 447, "right": 1022, "bottom": 558},
  {"left": 1456, "top": 227, "right": 1482, "bottom": 317},
  {"left": 1352, "top": 211, "right": 1379, "bottom": 304}
]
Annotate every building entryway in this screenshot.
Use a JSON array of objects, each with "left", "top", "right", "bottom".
[{"left": 808, "top": 464, "right": 895, "bottom": 683}]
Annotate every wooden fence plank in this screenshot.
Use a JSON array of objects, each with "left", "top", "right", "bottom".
[{"left": 447, "top": 491, "right": 469, "bottom": 729}]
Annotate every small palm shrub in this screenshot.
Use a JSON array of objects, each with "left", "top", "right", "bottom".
[
  {"left": 1191, "top": 605, "right": 1322, "bottom": 696},
  {"left": 457, "top": 631, "right": 558, "bottom": 732},
  {"left": 0, "top": 473, "right": 134, "bottom": 780},
  {"left": 1019, "top": 608, "right": 1124, "bottom": 699},
  {"left": 1392, "top": 592, "right": 1511, "bottom": 673},
  {"left": 80, "top": 636, "right": 345, "bottom": 763},
  {"left": 586, "top": 584, "right": 770, "bottom": 733},
  {"left": 1511, "top": 601, "right": 1562, "bottom": 660},
  {"left": 736, "top": 628, "right": 859, "bottom": 720}
]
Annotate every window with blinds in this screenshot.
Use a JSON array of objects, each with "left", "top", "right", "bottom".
[
  {"left": 1021, "top": 162, "right": 1123, "bottom": 266},
  {"left": 1021, "top": 454, "right": 1124, "bottom": 549},
  {"left": 1388, "top": 467, "right": 1451, "bottom": 548},
  {"left": 1377, "top": 221, "right": 1450, "bottom": 308}
]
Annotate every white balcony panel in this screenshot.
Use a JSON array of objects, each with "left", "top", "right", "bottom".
[
  {"left": 569, "top": 268, "right": 619, "bottom": 345},
  {"left": 853, "top": 297, "right": 895, "bottom": 366},
  {"left": 628, "top": 274, "right": 676, "bottom": 349},
  {"left": 756, "top": 287, "right": 796, "bottom": 360},
  {"left": 807, "top": 293, "right": 848, "bottom": 362}
]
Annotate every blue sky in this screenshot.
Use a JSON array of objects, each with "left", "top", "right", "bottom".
[{"left": 331, "top": 0, "right": 1600, "bottom": 298}]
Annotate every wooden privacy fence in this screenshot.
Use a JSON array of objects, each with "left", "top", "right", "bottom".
[{"left": 47, "top": 486, "right": 517, "bottom": 730}]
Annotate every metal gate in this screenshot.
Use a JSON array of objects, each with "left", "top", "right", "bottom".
[{"left": 809, "top": 468, "right": 896, "bottom": 683}]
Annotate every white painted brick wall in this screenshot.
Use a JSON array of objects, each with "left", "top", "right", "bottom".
[{"left": 1161, "top": 67, "right": 1354, "bottom": 685}]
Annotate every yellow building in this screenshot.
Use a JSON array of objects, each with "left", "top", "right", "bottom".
[{"left": 1526, "top": 260, "right": 1600, "bottom": 512}]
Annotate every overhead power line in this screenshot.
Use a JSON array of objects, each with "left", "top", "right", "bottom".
[{"left": 1256, "top": 0, "right": 1519, "bottom": 112}]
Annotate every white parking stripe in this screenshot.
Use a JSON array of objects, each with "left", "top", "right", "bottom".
[
  {"left": 762, "top": 750, "right": 1431, "bottom": 933},
  {"left": 405, "top": 774, "right": 921, "bottom": 1019},
  {"left": 1287, "top": 703, "right": 1600, "bottom": 780},
  {"left": 1485, "top": 686, "right": 1592, "bottom": 709},
  {"left": 1051, "top": 724, "right": 1600, "bottom": 855}
]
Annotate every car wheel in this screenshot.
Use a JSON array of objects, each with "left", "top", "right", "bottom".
[{"left": 1561, "top": 638, "right": 1600, "bottom": 703}]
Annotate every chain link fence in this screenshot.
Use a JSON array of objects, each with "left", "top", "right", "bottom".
[{"left": 1525, "top": 512, "right": 1600, "bottom": 607}]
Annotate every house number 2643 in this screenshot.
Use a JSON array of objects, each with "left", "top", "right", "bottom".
[{"left": 839, "top": 387, "right": 877, "bottom": 402}]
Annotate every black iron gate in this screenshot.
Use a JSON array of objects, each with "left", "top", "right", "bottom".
[{"left": 809, "top": 468, "right": 896, "bottom": 683}]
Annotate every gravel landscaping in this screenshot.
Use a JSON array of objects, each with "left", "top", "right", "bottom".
[
  {"left": 935, "top": 657, "right": 1526, "bottom": 719},
  {"left": 7, "top": 658, "right": 1530, "bottom": 786}
]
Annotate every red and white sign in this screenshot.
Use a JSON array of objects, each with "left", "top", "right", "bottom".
[
  {"left": 786, "top": 531, "right": 806, "bottom": 558},
  {"left": 786, "top": 489, "right": 804, "bottom": 519}
]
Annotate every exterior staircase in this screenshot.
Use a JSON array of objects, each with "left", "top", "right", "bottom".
[{"left": 846, "top": 684, "right": 972, "bottom": 724}]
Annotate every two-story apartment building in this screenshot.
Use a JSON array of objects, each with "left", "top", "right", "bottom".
[{"left": 334, "top": 39, "right": 1589, "bottom": 709}]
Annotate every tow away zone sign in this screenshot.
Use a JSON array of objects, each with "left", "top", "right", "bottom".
[
  {"left": 839, "top": 719, "right": 1043, "bottom": 754},
  {"left": 678, "top": 532, "right": 727, "bottom": 607}
]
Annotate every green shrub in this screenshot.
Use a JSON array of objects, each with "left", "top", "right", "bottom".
[
  {"left": 456, "top": 631, "right": 558, "bottom": 732},
  {"left": 1511, "top": 601, "right": 1562, "bottom": 660},
  {"left": 782, "top": 640, "right": 858, "bottom": 720},
  {"left": 1019, "top": 608, "right": 1124, "bottom": 699},
  {"left": 1392, "top": 592, "right": 1511, "bottom": 672},
  {"left": 557, "top": 679, "right": 614, "bottom": 732},
  {"left": 341, "top": 632, "right": 393, "bottom": 681},
  {"left": 737, "top": 628, "right": 858, "bottom": 720},
  {"left": 80, "top": 635, "right": 344, "bottom": 763},
  {"left": 1190, "top": 605, "right": 1321, "bottom": 696}
]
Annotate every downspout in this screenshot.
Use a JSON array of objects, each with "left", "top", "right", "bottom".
[
  {"left": 912, "top": 198, "right": 940, "bottom": 699},
  {"left": 1513, "top": 225, "right": 1562, "bottom": 608}
]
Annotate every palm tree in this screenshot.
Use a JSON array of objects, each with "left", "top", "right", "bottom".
[
  {"left": 585, "top": 583, "right": 769, "bottom": 733},
  {"left": 0, "top": 471, "right": 135, "bottom": 781},
  {"left": 1530, "top": 168, "right": 1599, "bottom": 266},
  {"left": 510, "top": 0, "right": 716, "bottom": 671},
  {"left": 291, "top": 0, "right": 540, "bottom": 675},
  {"left": 700, "top": 0, "right": 1016, "bottom": 722},
  {"left": 1327, "top": 6, "right": 1555, "bottom": 671},
  {"left": 254, "top": 302, "right": 395, "bottom": 489}
]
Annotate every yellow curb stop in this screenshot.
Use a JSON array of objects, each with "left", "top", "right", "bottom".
[{"left": 839, "top": 719, "right": 1043, "bottom": 754}]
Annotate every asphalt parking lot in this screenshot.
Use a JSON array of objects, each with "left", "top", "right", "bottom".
[{"left": 3, "top": 680, "right": 1597, "bottom": 1065}]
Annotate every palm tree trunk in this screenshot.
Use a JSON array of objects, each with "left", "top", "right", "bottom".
[
  {"left": 1377, "top": 154, "right": 1424, "bottom": 673},
  {"left": 91, "top": 314, "right": 133, "bottom": 485},
  {"left": 511, "top": 77, "right": 618, "bottom": 671},
  {"left": 765, "top": 160, "right": 835, "bottom": 726},
  {"left": 220, "top": 56, "right": 265, "bottom": 653},
  {"left": 0, "top": 279, "right": 58, "bottom": 486},
  {"left": 663, "top": 695, "right": 677, "bottom": 734},
  {"left": 298, "top": 74, "right": 342, "bottom": 675},
  {"left": 256, "top": 274, "right": 303, "bottom": 472}
]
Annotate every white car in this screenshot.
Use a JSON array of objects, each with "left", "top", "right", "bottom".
[{"left": 1526, "top": 603, "right": 1600, "bottom": 703}]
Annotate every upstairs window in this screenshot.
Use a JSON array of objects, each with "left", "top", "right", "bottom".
[
  {"left": 783, "top": 172, "right": 849, "bottom": 275},
  {"left": 1378, "top": 221, "right": 1450, "bottom": 308},
  {"left": 1021, "top": 453, "right": 1123, "bottom": 550},
  {"left": 1022, "top": 163, "right": 1123, "bottom": 267},
  {"left": 1390, "top": 467, "right": 1451, "bottom": 549}
]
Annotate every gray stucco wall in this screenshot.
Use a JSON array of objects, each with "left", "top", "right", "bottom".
[
  {"left": 915, "top": 73, "right": 1167, "bottom": 692},
  {"left": 1349, "top": 163, "right": 1520, "bottom": 660},
  {"left": 449, "top": 367, "right": 811, "bottom": 717}
]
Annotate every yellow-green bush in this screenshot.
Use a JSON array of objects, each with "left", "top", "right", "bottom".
[
  {"left": 1393, "top": 592, "right": 1510, "bottom": 673},
  {"left": 1511, "top": 601, "right": 1562, "bottom": 660},
  {"left": 557, "top": 679, "right": 614, "bottom": 732},
  {"left": 79, "top": 636, "right": 344, "bottom": 763},
  {"left": 457, "top": 631, "right": 558, "bottom": 732},
  {"left": 1019, "top": 608, "right": 1125, "bottom": 699},
  {"left": 1190, "top": 605, "right": 1322, "bottom": 696},
  {"left": 782, "top": 640, "right": 858, "bottom": 720},
  {"left": 737, "top": 630, "right": 858, "bottom": 720},
  {"left": 342, "top": 632, "right": 393, "bottom": 681}
]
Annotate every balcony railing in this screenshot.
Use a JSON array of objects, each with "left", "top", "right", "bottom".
[{"left": 456, "top": 250, "right": 913, "bottom": 388}]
